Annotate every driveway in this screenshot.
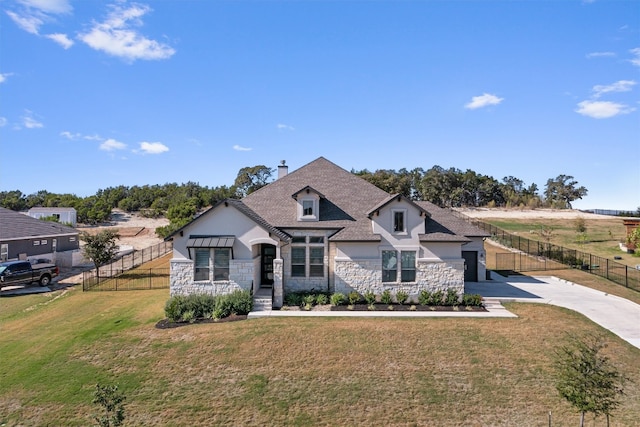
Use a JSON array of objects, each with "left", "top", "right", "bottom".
[{"left": 466, "top": 273, "right": 640, "bottom": 350}]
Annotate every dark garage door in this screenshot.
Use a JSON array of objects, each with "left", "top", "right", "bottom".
[{"left": 462, "top": 251, "right": 478, "bottom": 282}]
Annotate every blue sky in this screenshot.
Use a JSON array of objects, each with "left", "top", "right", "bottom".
[{"left": 1, "top": 0, "right": 638, "bottom": 211}]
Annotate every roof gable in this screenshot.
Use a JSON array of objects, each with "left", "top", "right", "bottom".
[{"left": 367, "top": 194, "right": 430, "bottom": 219}]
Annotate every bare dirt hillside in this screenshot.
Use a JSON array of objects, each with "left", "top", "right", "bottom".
[
  {"left": 455, "top": 207, "right": 613, "bottom": 220},
  {"left": 77, "top": 209, "right": 169, "bottom": 250}
]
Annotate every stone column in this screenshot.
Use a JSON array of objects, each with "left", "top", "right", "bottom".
[{"left": 272, "top": 259, "right": 283, "bottom": 308}]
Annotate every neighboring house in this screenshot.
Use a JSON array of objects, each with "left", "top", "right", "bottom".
[
  {"left": 167, "top": 157, "right": 489, "bottom": 307},
  {"left": 0, "top": 207, "right": 80, "bottom": 266},
  {"left": 28, "top": 207, "right": 77, "bottom": 227}
]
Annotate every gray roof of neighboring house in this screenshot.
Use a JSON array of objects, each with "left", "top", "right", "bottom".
[{"left": 0, "top": 207, "right": 79, "bottom": 241}]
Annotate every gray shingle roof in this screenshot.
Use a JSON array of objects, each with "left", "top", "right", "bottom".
[
  {"left": 417, "top": 201, "right": 490, "bottom": 241},
  {"left": 0, "top": 207, "right": 78, "bottom": 241},
  {"left": 242, "top": 157, "right": 390, "bottom": 241}
]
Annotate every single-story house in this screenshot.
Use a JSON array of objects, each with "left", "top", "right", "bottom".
[
  {"left": 28, "top": 207, "right": 77, "bottom": 227},
  {"left": 167, "top": 157, "right": 490, "bottom": 307},
  {"left": 0, "top": 207, "right": 80, "bottom": 266}
]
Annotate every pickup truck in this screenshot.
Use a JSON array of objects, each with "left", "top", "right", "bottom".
[{"left": 0, "top": 260, "right": 59, "bottom": 288}]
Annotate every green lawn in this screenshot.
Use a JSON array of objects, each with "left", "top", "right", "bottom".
[
  {"left": 483, "top": 217, "right": 640, "bottom": 267},
  {"left": 1, "top": 287, "right": 639, "bottom": 426}
]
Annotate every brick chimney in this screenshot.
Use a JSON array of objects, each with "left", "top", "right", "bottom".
[{"left": 278, "top": 160, "right": 288, "bottom": 179}]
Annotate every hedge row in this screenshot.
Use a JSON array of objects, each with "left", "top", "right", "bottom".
[{"left": 164, "top": 290, "right": 252, "bottom": 322}]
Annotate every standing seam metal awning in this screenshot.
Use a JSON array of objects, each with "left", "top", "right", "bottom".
[{"left": 187, "top": 236, "right": 235, "bottom": 248}]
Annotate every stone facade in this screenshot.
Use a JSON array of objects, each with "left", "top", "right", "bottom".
[
  {"left": 334, "top": 258, "right": 464, "bottom": 302},
  {"left": 170, "top": 258, "right": 252, "bottom": 297}
]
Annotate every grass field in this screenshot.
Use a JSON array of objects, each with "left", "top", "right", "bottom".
[
  {"left": 1, "top": 285, "right": 639, "bottom": 426},
  {"left": 482, "top": 217, "right": 639, "bottom": 268}
]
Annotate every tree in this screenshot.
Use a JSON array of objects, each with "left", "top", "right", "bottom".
[
  {"left": 81, "top": 230, "right": 120, "bottom": 280},
  {"left": 93, "top": 383, "right": 126, "bottom": 427},
  {"left": 554, "top": 333, "right": 626, "bottom": 427},
  {"left": 233, "top": 165, "right": 273, "bottom": 197},
  {"left": 544, "top": 175, "right": 588, "bottom": 209}
]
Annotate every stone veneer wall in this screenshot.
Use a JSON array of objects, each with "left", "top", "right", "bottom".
[
  {"left": 170, "top": 258, "right": 253, "bottom": 297},
  {"left": 334, "top": 258, "right": 464, "bottom": 301}
]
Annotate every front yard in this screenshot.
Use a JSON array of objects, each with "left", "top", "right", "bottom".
[{"left": 1, "top": 286, "right": 639, "bottom": 426}]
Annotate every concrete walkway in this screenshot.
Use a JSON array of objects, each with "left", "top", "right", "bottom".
[{"left": 466, "top": 273, "right": 640, "bottom": 350}]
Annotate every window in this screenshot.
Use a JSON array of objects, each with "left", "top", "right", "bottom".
[
  {"left": 382, "top": 251, "right": 397, "bottom": 282},
  {"left": 194, "top": 248, "right": 231, "bottom": 281},
  {"left": 297, "top": 197, "right": 319, "bottom": 221},
  {"left": 194, "top": 248, "right": 210, "bottom": 281},
  {"left": 401, "top": 251, "right": 416, "bottom": 282},
  {"left": 302, "top": 200, "right": 314, "bottom": 216},
  {"left": 291, "top": 236, "right": 325, "bottom": 278},
  {"left": 382, "top": 250, "right": 416, "bottom": 283},
  {"left": 69, "top": 237, "right": 76, "bottom": 242},
  {"left": 393, "top": 210, "right": 405, "bottom": 232},
  {"left": 33, "top": 240, "right": 40, "bottom": 246},
  {"left": 213, "top": 248, "right": 230, "bottom": 280},
  {"left": 309, "top": 247, "right": 324, "bottom": 277},
  {"left": 291, "top": 247, "right": 306, "bottom": 277},
  {"left": 0, "top": 244, "right": 7, "bottom": 261}
]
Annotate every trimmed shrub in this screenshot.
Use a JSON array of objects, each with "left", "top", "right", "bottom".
[
  {"left": 380, "top": 289, "right": 393, "bottom": 305},
  {"left": 330, "top": 292, "right": 345, "bottom": 306},
  {"left": 396, "top": 290, "right": 409, "bottom": 305},
  {"left": 348, "top": 291, "right": 360, "bottom": 305},
  {"left": 227, "top": 290, "right": 253, "bottom": 315},
  {"left": 302, "top": 294, "right": 316, "bottom": 310},
  {"left": 165, "top": 296, "right": 186, "bottom": 322},
  {"left": 363, "top": 290, "right": 376, "bottom": 305},
  {"left": 418, "top": 290, "right": 432, "bottom": 306},
  {"left": 284, "top": 292, "right": 304, "bottom": 307},
  {"left": 444, "top": 288, "right": 460, "bottom": 306},
  {"left": 430, "top": 290, "right": 444, "bottom": 306},
  {"left": 316, "top": 293, "right": 329, "bottom": 305},
  {"left": 462, "top": 293, "right": 483, "bottom": 307},
  {"left": 182, "top": 309, "right": 196, "bottom": 323}
]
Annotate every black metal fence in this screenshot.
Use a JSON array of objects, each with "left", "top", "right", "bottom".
[
  {"left": 83, "top": 268, "right": 169, "bottom": 291},
  {"left": 454, "top": 212, "right": 640, "bottom": 291},
  {"left": 83, "top": 241, "right": 172, "bottom": 291}
]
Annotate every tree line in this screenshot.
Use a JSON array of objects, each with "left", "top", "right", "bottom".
[{"left": 0, "top": 164, "right": 589, "bottom": 237}]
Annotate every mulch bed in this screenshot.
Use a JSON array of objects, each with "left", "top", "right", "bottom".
[
  {"left": 155, "top": 314, "right": 248, "bottom": 329},
  {"left": 329, "top": 303, "right": 487, "bottom": 312}
]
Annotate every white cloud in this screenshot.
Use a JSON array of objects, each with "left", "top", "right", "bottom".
[
  {"left": 0, "top": 73, "right": 13, "bottom": 84},
  {"left": 84, "top": 134, "right": 103, "bottom": 141},
  {"left": 79, "top": 3, "right": 175, "bottom": 62},
  {"left": 592, "top": 80, "right": 636, "bottom": 98},
  {"left": 60, "top": 130, "right": 81, "bottom": 140},
  {"left": 6, "top": 10, "right": 43, "bottom": 34},
  {"left": 233, "top": 145, "right": 252, "bottom": 151},
  {"left": 277, "top": 123, "right": 295, "bottom": 131},
  {"left": 46, "top": 33, "right": 73, "bottom": 49},
  {"left": 464, "top": 93, "right": 504, "bottom": 110},
  {"left": 100, "top": 138, "right": 127, "bottom": 151},
  {"left": 0, "top": 117, "right": 7, "bottom": 127},
  {"left": 18, "top": 0, "right": 72, "bottom": 14},
  {"left": 575, "top": 100, "right": 635, "bottom": 119},
  {"left": 138, "top": 141, "right": 169, "bottom": 154},
  {"left": 22, "top": 111, "right": 43, "bottom": 129},
  {"left": 630, "top": 48, "right": 640, "bottom": 67},
  {"left": 585, "top": 51, "right": 615, "bottom": 59}
]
